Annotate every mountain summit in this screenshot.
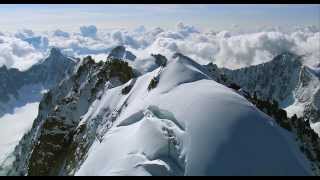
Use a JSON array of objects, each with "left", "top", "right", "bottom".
[
  {"left": 222, "top": 52, "right": 320, "bottom": 134},
  {"left": 7, "top": 52, "right": 314, "bottom": 176},
  {"left": 0, "top": 48, "right": 77, "bottom": 115}
]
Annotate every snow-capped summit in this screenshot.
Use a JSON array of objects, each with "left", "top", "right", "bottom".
[
  {"left": 222, "top": 52, "right": 320, "bottom": 135},
  {"left": 74, "top": 53, "right": 312, "bottom": 176},
  {"left": 223, "top": 52, "right": 303, "bottom": 104},
  {"left": 294, "top": 65, "right": 320, "bottom": 124},
  {"left": 7, "top": 52, "right": 314, "bottom": 176}
]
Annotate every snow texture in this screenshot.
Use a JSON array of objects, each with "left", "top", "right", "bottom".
[{"left": 76, "top": 54, "right": 313, "bottom": 176}]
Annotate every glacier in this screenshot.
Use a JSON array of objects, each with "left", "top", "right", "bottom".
[
  {"left": 2, "top": 47, "right": 318, "bottom": 176},
  {"left": 75, "top": 53, "right": 312, "bottom": 176}
]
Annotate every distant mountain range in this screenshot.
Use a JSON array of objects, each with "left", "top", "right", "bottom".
[
  {"left": 1, "top": 46, "right": 319, "bottom": 176},
  {"left": 0, "top": 48, "right": 77, "bottom": 117}
]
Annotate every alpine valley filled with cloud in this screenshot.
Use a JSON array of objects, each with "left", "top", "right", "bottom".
[{"left": 0, "top": 4, "right": 320, "bottom": 176}]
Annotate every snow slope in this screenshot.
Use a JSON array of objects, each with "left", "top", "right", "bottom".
[
  {"left": 76, "top": 54, "right": 312, "bottom": 176},
  {"left": 223, "top": 53, "right": 320, "bottom": 135}
]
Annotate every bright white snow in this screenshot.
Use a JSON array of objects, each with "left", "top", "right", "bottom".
[
  {"left": 311, "top": 122, "right": 320, "bottom": 137},
  {"left": 76, "top": 54, "right": 313, "bottom": 176}
]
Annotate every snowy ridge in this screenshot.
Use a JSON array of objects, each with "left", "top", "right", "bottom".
[
  {"left": 4, "top": 50, "right": 317, "bottom": 176},
  {"left": 74, "top": 54, "right": 313, "bottom": 176},
  {"left": 222, "top": 52, "right": 320, "bottom": 135},
  {"left": 0, "top": 48, "right": 77, "bottom": 116},
  {"left": 0, "top": 48, "right": 77, "bottom": 175},
  {"left": 8, "top": 55, "right": 135, "bottom": 176},
  {"left": 223, "top": 52, "right": 303, "bottom": 104}
]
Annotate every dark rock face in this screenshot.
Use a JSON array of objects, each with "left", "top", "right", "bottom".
[
  {"left": 9, "top": 56, "right": 135, "bottom": 176},
  {"left": 107, "top": 46, "right": 136, "bottom": 61},
  {"left": 151, "top": 54, "right": 167, "bottom": 67},
  {"left": 0, "top": 66, "right": 21, "bottom": 103}
]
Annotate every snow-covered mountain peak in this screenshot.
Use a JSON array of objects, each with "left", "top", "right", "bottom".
[
  {"left": 222, "top": 52, "right": 320, "bottom": 137},
  {"left": 5, "top": 52, "right": 318, "bottom": 176},
  {"left": 223, "top": 52, "right": 303, "bottom": 104},
  {"left": 0, "top": 47, "right": 76, "bottom": 112},
  {"left": 171, "top": 52, "right": 212, "bottom": 77},
  {"left": 74, "top": 54, "right": 312, "bottom": 176},
  {"left": 39, "top": 47, "right": 74, "bottom": 66}
]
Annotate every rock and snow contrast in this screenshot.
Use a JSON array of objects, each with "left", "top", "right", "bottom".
[
  {"left": 222, "top": 52, "right": 320, "bottom": 135},
  {"left": 75, "top": 53, "right": 313, "bottom": 176},
  {"left": 2, "top": 47, "right": 318, "bottom": 176},
  {"left": 0, "top": 103, "right": 39, "bottom": 176},
  {"left": 0, "top": 4, "right": 319, "bottom": 176},
  {"left": 0, "top": 43, "right": 319, "bottom": 176},
  {"left": 0, "top": 48, "right": 77, "bottom": 175},
  {"left": 108, "top": 46, "right": 136, "bottom": 61},
  {"left": 0, "top": 48, "right": 77, "bottom": 116}
]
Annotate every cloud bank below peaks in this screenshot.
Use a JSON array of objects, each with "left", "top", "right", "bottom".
[
  {"left": 0, "top": 23, "right": 319, "bottom": 71},
  {"left": 0, "top": 34, "right": 44, "bottom": 71}
]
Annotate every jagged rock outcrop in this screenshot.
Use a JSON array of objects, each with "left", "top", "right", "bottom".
[
  {"left": 5, "top": 51, "right": 319, "bottom": 176},
  {"left": 0, "top": 48, "right": 77, "bottom": 116},
  {"left": 73, "top": 52, "right": 313, "bottom": 176},
  {"left": 8, "top": 56, "right": 135, "bottom": 176},
  {"left": 295, "top": 67, "right": 320, "bottom": 124},
  {"left": 107, "top": 46, "right": 136, "bottom": 61},
  {"left": 222, "top": 52, "right": 303, "bottom": 104},
  {"left": 221, "top": 52, "right": 320, "bottom": 131}
]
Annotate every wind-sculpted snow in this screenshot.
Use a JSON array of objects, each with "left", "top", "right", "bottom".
[
  {"left": 3, "top": 47, "right": 317, "bottom": 176},
  {"left": 75, "top": 54, "right": 313, "bottom": 176}
]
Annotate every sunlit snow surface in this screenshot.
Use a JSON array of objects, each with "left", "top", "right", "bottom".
[
  {"left": 76, "top": 55, "right": 313, "bottom": 176},
  {"left": 0, "top": 102, "right": 39, "bottom": 174},
  {"left": 311, "top": 123, "right": 320, "bottom": 137}
]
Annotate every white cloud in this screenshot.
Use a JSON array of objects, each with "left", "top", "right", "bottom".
[
  {"left": 176, "top": 22, "right": 199, "bottom": 37},
  {"left": 0, "top": 23, "right": 319, "bottom": 71},
  {"left": 14, "top": 29, "right": 35, "bottom": 39},
  {"left": 0, "top": 35, "right": 43, "bottom": 71}
]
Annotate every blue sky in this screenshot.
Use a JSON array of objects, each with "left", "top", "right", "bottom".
[{"left": 0, "top": 4, "right": 319, "bottom": 32}]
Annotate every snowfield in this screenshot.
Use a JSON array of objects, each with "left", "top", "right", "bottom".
[
  {"left": 75, "top": 54, "right": 313, "bottom": 176},
  {"left": 311, "top": 123, "right": 320, "bottom": 137},
  {"left": 0, "top": 102, "right": 39, "bottom": 175}
]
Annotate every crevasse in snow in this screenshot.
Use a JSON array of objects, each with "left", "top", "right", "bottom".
[{"left": 76, "top": 54, "right": 312, "bottom": 176}]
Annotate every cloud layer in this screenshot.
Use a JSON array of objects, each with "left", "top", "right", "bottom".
[
  {"left": 0, "top": 23, "right": 319, "bottom": 71},
  {"left": 0, "top": 34, "right": 43, "bottom": 71}
]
